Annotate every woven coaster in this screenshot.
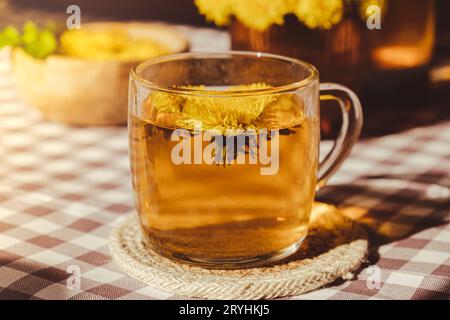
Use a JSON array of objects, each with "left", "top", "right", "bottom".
[{"left": 109, "top": 202, "right": 368, "bottom": 300}]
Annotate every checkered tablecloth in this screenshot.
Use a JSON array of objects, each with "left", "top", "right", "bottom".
[{"left": 0, "top": 26, "right": 449, "bottom": 300}]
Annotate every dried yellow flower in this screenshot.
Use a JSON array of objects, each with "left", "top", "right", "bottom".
[
  {"left": 60, "top": 29, "right": 169, "bottom": 61},
  {"left": 294, "top": 0, "right": 344, "bottom": 29},
  {"left": 195, "top": 0, "right": 385, "bottom": 31}
]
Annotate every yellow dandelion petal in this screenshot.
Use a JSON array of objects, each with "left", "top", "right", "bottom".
[
  {"left": 233, "top": 0, "right": 291, "bottom": 31},
  {"left": 148, "top": 91, "right": 185, "bottom": 114},
  {"left": 194, "top": 0, "right": 234, "bottom": 26},
  {"left": 60, "top": 29, "right": 168, "bottom": 61},
  {"left": 295, "top": 0, "right": 344, "bottom": 30}
]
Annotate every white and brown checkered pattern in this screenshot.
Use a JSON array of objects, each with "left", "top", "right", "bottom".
[{"left": 0, "top": 27, "right": 449, "bottom": 300}]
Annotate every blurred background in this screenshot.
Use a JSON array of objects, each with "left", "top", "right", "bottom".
[{"left": 1, "top": 0, "right": 450, "bottom": 137}]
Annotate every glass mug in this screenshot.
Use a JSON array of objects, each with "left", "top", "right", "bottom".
[{"left": 129, "top": 51, "right": 362, "bottom": 268}]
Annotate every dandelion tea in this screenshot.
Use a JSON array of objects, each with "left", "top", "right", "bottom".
[{"left": 129, "top": 85, "right": 319, "bottom": 266}]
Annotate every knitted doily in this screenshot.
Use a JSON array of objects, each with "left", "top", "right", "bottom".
[{"left": 109, "top": 202, "right": 368, "bottom": 300}]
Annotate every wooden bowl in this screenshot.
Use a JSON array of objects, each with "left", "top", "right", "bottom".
[{"left": 11, "top": 22, "right": 188, "bottom": 126}]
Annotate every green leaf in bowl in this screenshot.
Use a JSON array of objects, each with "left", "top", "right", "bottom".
[{"left": 0, "top": 26, "right": 21, "bottom": 47}]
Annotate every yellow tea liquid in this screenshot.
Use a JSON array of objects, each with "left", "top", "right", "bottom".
[{"left": 129, "top": 110, "right": 319, "bottom": 266}]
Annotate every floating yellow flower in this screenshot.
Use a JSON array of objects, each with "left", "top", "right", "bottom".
[
  {"left": 194, "top": 0, "right": 234, "bottom": 26},
  {"left": 233, "top": 0, "right": 291, "bottom": 31},
  {"left": 295, "top": 0, "right": 344, "bottom": 30},
  {"left": 145, "top": 83, "right": 301, "bottom": 135},
  {"left": 179, "top": 83, "right": 275, "bottom": 134}
]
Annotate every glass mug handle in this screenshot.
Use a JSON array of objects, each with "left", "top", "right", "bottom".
[{"left": 317, "top": 83, "right": 363, "bottom": 189}]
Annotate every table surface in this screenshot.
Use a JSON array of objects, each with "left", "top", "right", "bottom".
[{"left": 0, "top": 26, "right": 449, "bottom": 300}]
